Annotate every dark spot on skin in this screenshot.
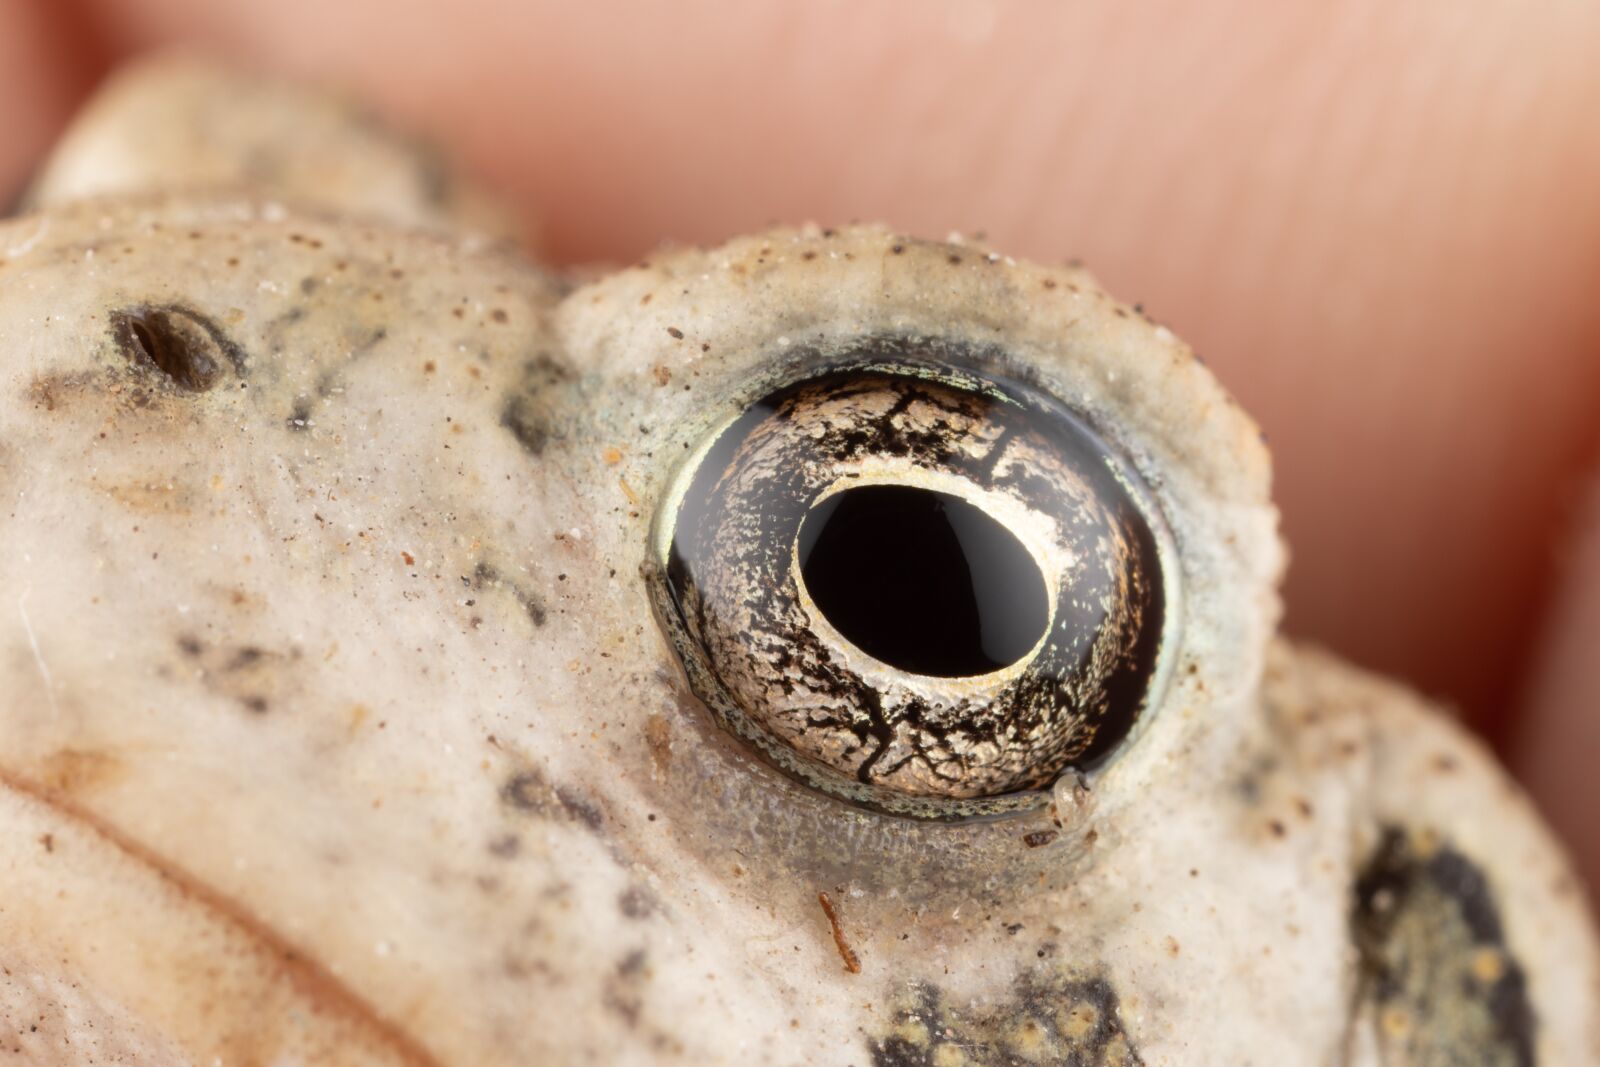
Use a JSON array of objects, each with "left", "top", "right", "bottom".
[
  {"left": 1353, "top": 827, "right": 1535, "bottom": 1067},
  {"left": 299, "top": 276, "right": 319, "bottom": 295},
  {"left": 603, "top": 948, "right": 650, "bottom": 1028},
  {"left": 472, "top": 562, "right": 547, "bottom": 627},
  {"left": 500, "top": 396, "right": 548, "bottom": 454},
  {"left": 1022, "top": 829, "right": 1059, "bottom": 848},
  {"left": 499, "top": 769, "right": 604, "bottom": 834},
  {"left": 618, "top": 885, "right": 657, "bottom": 920},
  {"left": 241, "top": 695, "right": 270, "bottom": 715},
  {"left": 177, "top": 635, "right": 203, "bottom": 658},
  {"left": 487, "top": 833, "right": 520, "bottom": 858},
  {"left": 110, "top": 305, "right": 245, "bottom": 392},
  {"left": 555, "top": 786, "right": 604, "bottom": 831},
  {"left": 498, "top": 355, "right": 573, "bottom": 457},
  {"left": 227, "top": 647, "right": 265, "bottom": 671},
  {"left": 286, "top": 398, "right": 313, "bottom": 431},
  {"left": 500, "top": 770, "right": 547, "bottom": 814},
  {"left": 666, "top": 327, "right": 684, "bottom": 339}
]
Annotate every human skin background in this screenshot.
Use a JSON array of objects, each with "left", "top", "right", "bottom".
[{"left": 3, "top": 0, "right": 1599, "bottom": 888}]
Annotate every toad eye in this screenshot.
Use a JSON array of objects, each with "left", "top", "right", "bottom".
[{"left": 652, "top": 354, "right": 1174, "bottom": 817}]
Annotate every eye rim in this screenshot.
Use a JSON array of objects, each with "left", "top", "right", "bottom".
[{"left": 647, "top": 338, "right": 1184, "bottom": 820}]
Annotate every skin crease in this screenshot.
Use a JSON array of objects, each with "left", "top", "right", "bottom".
[{"left": 0, "top": 0, "right": 1596, "bottom": 900}]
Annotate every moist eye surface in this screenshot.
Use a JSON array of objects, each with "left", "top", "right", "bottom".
[{"left": 655, "top": 354, "right": 1172, "bottom": 814}]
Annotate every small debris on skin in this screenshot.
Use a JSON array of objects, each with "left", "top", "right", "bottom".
[{"left": 817, "top": 891, "right": 861, "bottom": 975}]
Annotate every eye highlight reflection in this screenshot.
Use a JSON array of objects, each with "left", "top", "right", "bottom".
[{"left": 654, "top": 354, "right": 1173, "bottom": 816}]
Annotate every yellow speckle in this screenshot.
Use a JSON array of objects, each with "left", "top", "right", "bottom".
[
  {"left": 1407, "top": 828, "right": 1442, "bottom": 859},
  {"left": 602, "top": 447, "right": 624, "bottom": 464},
  {"left": 1470, "top": 947, "right": 1506, "bottom": 984},
  {"left": 892, "top": 1019, "right": 929, "bottom": 1048},
  {"left": 1058, "top": 1000, "right": 1098, "bottom": 1040},
  {"left": 1005, "top": 1018, "right": 1054, "bottom": 1061},
  {"left": 1381, "top": 1006, "right": 1413, "bottom": 1038},
  {"left": 1103, "top": 1033, "right": 1136, "bottom": 1067}
]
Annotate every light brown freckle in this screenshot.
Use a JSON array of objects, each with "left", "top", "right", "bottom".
[
  {"left": 401, "top": 551, "right": 415, "bottom": 566},
  {"left": 1165, "top": 936, "right": 1181, "bottom": 956},
  {"left": 37, "top": 749, "right": 123, "bottom": 796},
  {"left": 423, "top": 361, "right": 436, "bottom": 374},
  {"left": 491, "top": 309, "right": 508, "bottom": 323}
]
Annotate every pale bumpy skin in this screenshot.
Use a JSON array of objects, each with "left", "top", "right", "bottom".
[{"left": 0, "top": 58, "right": 1596, "bottom": 1067}]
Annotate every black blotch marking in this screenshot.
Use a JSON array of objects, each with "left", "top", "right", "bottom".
[
  {"left": 111, "top": 305, "right": 245, "bottom": 392},
  {"left": 603, "top": 948, "right": 650, "bottom": 1027},
  {"left": 500, "top": 396, "right": 549, "bottom": 455},
  {"left": 286, "top": 398, "right": 313, "bottom": 432},
  {"left": 499, "top": 768, "right": 605, "bottom": 834},
  {"left": 499, "top": 355, "right": 573, "bottom": 457},
  {"left": 227, "top": 646, "right": 265, "bottom": 671},
  {"left": 618, "top": 885, "right": 657, "bottom": 920},
  {"left": 500, "top": 770, "right": 548, "bottom": 814},
  {"left": 472, "top": 562, "right": 547, "bottom": 627},
  {"left": 870, "top": 973, "right": 1142, "bottom": 1066},
  {"left": 1353, "top": 827, "right": 1536, "bottom": 1067},
  {"left": 555, "top": 785, "right": 604, "bottom": 831}
]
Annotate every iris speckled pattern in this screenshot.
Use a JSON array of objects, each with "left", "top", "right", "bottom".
[{"left": 0, "top": 56, "right": 1596, "bottom": 1066}]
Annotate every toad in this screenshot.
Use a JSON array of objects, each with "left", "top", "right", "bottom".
[{"left": 0, "top": 57, "right": 1595, "bottom": 1066}]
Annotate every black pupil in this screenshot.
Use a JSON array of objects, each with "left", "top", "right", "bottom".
[{"left": 796, "top": 485, "right": 1050, "bottom": 677}]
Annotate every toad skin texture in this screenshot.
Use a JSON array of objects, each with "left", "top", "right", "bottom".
[{"left": 1, "top": 58, "right": 1596, "bottom": 1067}]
